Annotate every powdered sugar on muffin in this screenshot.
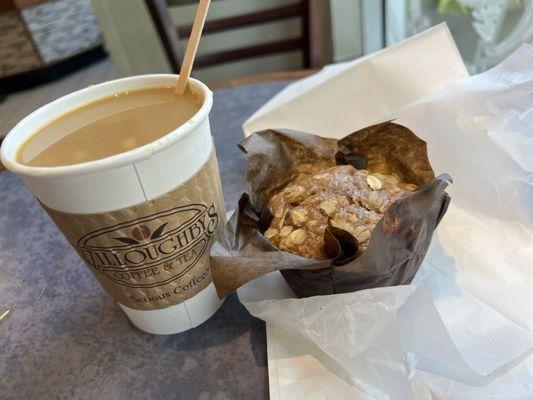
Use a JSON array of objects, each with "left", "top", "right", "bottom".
[{"left": 266, "top": 165, "right": 417, "bottom": 259}]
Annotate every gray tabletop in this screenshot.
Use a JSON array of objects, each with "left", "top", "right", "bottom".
[{"left": 0, "top": 81, "right": 288, "bottom": 400}]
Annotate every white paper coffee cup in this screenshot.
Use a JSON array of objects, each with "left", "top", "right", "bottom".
[{"left": 1, "top": 75, "right": 225, "bottom": 335}]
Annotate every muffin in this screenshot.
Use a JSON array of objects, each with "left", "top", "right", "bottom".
[{"left": 265, "top": 165, "right": 417, "bottom": 259}]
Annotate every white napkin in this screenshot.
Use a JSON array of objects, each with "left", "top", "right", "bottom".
[
  {"left": 237, "top": 24, "right": 533, "bottom": 399},
  {"left": 243, "top": 23, "right": 467, "bottom": 138}
]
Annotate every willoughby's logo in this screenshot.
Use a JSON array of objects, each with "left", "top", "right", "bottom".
[{"left": 75, "top": 204, "right": 219, "bottom": 288}]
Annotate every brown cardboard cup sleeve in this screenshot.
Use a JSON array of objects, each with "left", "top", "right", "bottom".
[
  {"left": 43, "top": 150, "right": 226, "bottom": 310},
  {"left": 210, "top": 123, "right": 451, "bottom": 298}
]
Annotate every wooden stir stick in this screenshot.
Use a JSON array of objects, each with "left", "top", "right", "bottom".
[{"left": 175, "top": 0, "right": 211, "bottom": 95}]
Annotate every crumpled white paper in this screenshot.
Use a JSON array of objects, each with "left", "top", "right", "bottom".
[{"left": 237, "top": 32, "right": 533, "bottom": 399}]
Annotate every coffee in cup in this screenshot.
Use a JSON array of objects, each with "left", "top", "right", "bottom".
[{"left": 18, "top": 87, "right": 202, "bottom": 167}]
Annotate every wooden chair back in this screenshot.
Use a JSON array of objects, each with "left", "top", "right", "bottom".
[{"left": 144, "top": 0, "right": 323, "bottom": 73}]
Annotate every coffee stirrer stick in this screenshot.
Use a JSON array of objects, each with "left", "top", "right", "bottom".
[{"left": 175, "top": 0, "right": 211, "bottom": 95}]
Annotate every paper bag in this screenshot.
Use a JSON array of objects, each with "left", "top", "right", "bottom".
[{"left": 237, "top": 42, "right": 533, "bottom": 399}]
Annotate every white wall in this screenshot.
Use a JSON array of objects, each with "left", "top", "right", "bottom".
[
  {"left": 330, "top": 0, "right": 362, "bottom": 62},
  {"left": 91, "top": 0, "right": 172, "bottom": 75}
]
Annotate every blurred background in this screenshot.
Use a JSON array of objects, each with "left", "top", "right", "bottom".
[{"left": 1, "top": 0, "right": 533, "bottom": 137}]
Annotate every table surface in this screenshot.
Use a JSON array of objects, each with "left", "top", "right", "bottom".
[{"left": 0, "top": 81, "right": 289, "bottom": 400}]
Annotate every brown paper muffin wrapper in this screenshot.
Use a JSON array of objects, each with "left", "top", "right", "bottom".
[{"left": 210, "top": 122, "right": 450, "bottom": 298}]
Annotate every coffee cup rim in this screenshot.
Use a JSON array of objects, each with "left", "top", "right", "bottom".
[{"left": 0, "top": 74, "right": 213, "bottom": 178}]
